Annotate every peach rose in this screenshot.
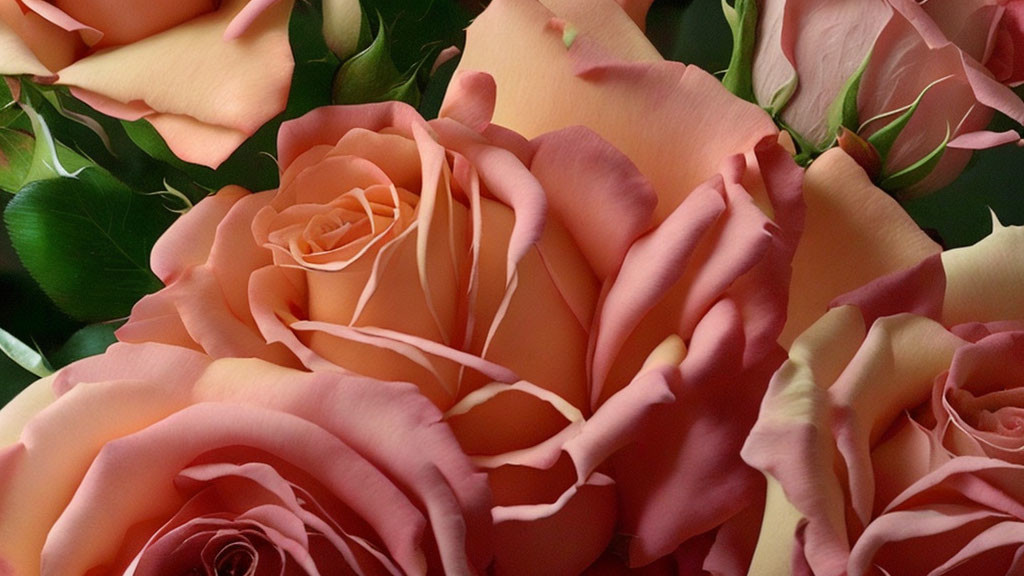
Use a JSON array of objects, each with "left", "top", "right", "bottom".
[
  {"left": 449, "top": 0, "right": 805, "bottom": 570},
  {"left": 0, "top": 0, "right": 311, "bottom": 168},
  {"left": 0, "top": 342, "right": 491, "bottom": 574},
  {"left": 117, "top": 91, "right": 671, "bottom": 573},
  {"left": 752, "top": 0, "right": 1024, "bottom": 195},
  {"left": 742, "top": 216, "right": 1024, "bottom": 574}
]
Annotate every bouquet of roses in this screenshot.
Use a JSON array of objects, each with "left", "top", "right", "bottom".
[{"left": 1, "top": 0, "right": 1023, "bottom": 573}]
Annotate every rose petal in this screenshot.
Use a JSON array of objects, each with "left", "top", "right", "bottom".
[
  {"left": 782, "top": 149, "right": 941, "bottom": 347},
  {"left": 54, "top": 0, "right": 294, "bottom": 168},
  {"left": 451, "top": 0, "right": 778, "bottom": 226}
]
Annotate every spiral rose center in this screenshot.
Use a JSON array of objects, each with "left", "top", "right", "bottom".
[{"left": 215, "top": 543, "right": 256, "bottom": 576}]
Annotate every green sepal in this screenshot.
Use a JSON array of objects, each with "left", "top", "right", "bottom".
[
  {"left": 4, "top": 168, "right": 174, "bottom": 322},
  {"left": 765, "top": 75, "right": 798, "bottom": 118},
  {"left": 0, "top": 326, "right": 51, "bottom": 378},
  {"left": 879, "top": 126, "right": 951, "bottom": 193},
  {"left": 721, "top": 0, "right": 758, "bottom": 102},
  {"left": 332, "top": 18, "right": 406, "bottom": 105},
  {"left": 866, "top": 75, "right": 948, "bottom": 163},
  {"left": 825, "top": 49, "right": 871, "bottom": 142}
]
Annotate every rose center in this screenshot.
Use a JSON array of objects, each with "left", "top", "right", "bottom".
[{"left": 215, "top": 542, "right": 256, "bottom": 576}]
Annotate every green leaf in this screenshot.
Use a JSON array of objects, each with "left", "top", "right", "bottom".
[
  {"left": 0, "top": 326, "right": 51, "bottom": 378},
  {"left": 4, "top": 168, "right": 174, "bottom": 322},
  {"left": 866, "top": 75, "right": 950, "bottom": 163},
  {"left": 49, "top": 321, "right": 123, "bottom": 368},
  {"left": 721, "top": 0, "right": 758, "bottom": 102},
  {"left": 879, "top": 125, "right": 951, "bottom": 193},
  {"left": 0, "top": 128, "right": 34, "bottom": 193},
  {"left": 825, "top": 49, "right": 871, "bottom": 143}
]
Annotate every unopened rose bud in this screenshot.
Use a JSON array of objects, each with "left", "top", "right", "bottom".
[
  {"left": 836, "top": 126, "right": 882, "bottom": 182},
  {"left": 323, "top": 0, "right": 362, "bottom": 60}
]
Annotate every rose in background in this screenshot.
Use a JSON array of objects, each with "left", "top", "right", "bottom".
[
  {"left": 751, "top": 0, "right": 1024, "bottom": 196},
  {"left": 0, "top": 0, "right": 332, "bottom": 167},
  {"left": 743, "top": 194, "right": 1024, "bottom": 575},
  {"left": 0, "top": 342, "right": 491, "bottom": 574},
  {"left": 450, "top": 0, "right": 804, "bottom": 570}
]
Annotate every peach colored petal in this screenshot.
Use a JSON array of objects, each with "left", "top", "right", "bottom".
[
  {"left": 54, "top": 0, "right": 293, "bottom": 168},
  {"left": 51, "top": 0, "right": 217, "bottom": 47},
  {"left": 0, "top": 375, "right": 56, "bottom": 446},
  {"left": 20, "top": 0, "right": 100, "bottom": 45},
  {"left": 782, "top": 149, "right": 940, "bottom": 347},
  {"left": 529, "top": 125, "right": 657, "bottom": 280},
  {"left": 942, "top": 220, "right": 1024, "bottom": 325},
  {"left": 0, "top": 15, "right": 51, "bottom": 75},
  {"left": 825, "top": 315, "right": 965, "bottom": 525},
  {"left": 144, "top": 112, "right": 251, "bottom": 168},
  {"left": 743, "top": 306, "right": 868, "bottom": 576},
  {"left": 491, "top": 473, "right": 617, "bottom": 576},
  {"left": 451, "top": 0, "right": 778, "bottom": 226},
  {"left": 540, "top": 0, "right": 660, "bottom": 62},
  {"left": 610, "top": 0, "right": 654, "bottom": 31},
  {"left": 479, "top": 237, "right": 593, "bottom": 411},
  {"left": 277, "top": 103, "right": 428, "bottom": 174},
  {"left": 115, "top": 290, "right": 203, "bottom": 352},
  {"left": 150, "top": 185, "right": 250, "bottom": 284}
]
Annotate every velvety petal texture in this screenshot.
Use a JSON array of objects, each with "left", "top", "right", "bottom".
[
  {"left": 753, "top": 0, "right": 1024, "bottom": 196},
  {"left": 744, "top": 220, "right": 1024, "bottom": 575},
  {"left": 119, "top": 92, "right": 655, "bottom": 570},
  {"left": 2, "top": 0, "right": 301, "bottom": 168},
  {"left": 0, "top": 343, "right": 492, "bottom": 574}
]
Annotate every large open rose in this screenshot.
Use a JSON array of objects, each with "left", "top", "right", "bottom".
[
  {"left": 0, "top": 342, "right": 491, "bottom": 574},
  {"left": 742, "top": 215, "right": 1024, "bottom": 574},
  {"left": 0, "top": 0, "right": 317, "bottom": 167},
  {"left": 118, "top": 92, "right": 671, "bottom": 573},
  {"left": 449, "top": 0, "right": 805, "bottom": 570}
]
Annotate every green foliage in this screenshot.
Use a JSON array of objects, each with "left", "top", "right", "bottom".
[
  {"left": 4, "top": 168, "right": 174, "bottom": 322},
  {"left": 49, "top": 321, "right": 122, "bottom": 368}
]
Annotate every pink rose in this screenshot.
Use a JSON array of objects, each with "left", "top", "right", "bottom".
[
  {"left": 743, "top": 214, "right": 1024, "bottom": 574},
  {"left": 0, "top": 0, "right": 308, "bottom": 167},
  {"left": 753, "top": 0, "right": 1024, "bottom": 195},
  {"left": 450, "top": 0, "right": 805, "bottom": 570},
  {"left": 0, "top": 342, "right": 491, "bottom": 574}
]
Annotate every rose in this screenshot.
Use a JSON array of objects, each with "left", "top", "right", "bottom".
[
  {"left": 118, "top": 89, "right": 671, "bottom": 572},
  {"left": 0, "top": 342, "right": 492, "bottom": 574},
  {"left": 450, "top": 0, "right": 805, "bottom": 570},
  {"left": 742, "top": 206, "right": 1024, "bottom": 574},
  {"left": 0, "top": 0, "right": 332, "bottom": 168},
  {"left": 752, "top": 0, "right": 1024, "bottom": 195}
]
